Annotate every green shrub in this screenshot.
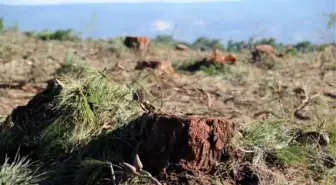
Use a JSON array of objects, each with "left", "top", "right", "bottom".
[
  {"left": 0, "top": 17, "right": 3, "bottom": 34},
  {"left": 35, "top": 29, "right": 80, "bottom": 41},
  {"left": 192, "top": 37, "right": 224, "bottom": 51},
  {"left": 23, "top": 31, "right": 35, "bottom": 37}
]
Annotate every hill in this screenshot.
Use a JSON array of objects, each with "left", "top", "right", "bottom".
[{"left": 0, "top": 0, "right": 335, "bottom": 44}]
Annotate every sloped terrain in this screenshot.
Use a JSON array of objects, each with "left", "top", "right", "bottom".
[{"left": 0, "top": 32, "right": 335, "bottom": 185}]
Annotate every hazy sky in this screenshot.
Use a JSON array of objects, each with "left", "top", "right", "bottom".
[
  {"left": 2, "top": 0, "right": 242, "bottom": 5},
  {"left": 1, "top": 0, "right": 334, "bottom": 43}
]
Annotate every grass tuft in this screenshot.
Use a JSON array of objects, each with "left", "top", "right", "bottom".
[
  {"left": 73, "top": 159, "right": 117, "bottom": 185},
  {"left": 242, "top": 119, "right": 293, "bottom": 150},
  {"left": 0, "top": 154, "right": 45, "bottom": 185},
  {"left": 273, "top": 146, "right": 308, "bottom": 165},
  {"left": 39, "top": 55, "right": 143, "bottom": 157},
  {"left": 176, "top": 60, "right": 247, "bottom": 84}
]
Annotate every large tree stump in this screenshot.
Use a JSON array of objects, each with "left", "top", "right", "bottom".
[{"left": 129, "top": 113, "right": 235, "bottom": 174}]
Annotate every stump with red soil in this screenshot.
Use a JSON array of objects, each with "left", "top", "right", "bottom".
[
  {"left": 99, "top": 112, "right": 235, "bottom": 175},
  {"left": 0, "top": 77, "right": 236, "bottom": 184},
  {"left": 137, "top": 113, "right": 234, "bottom": 174},
  {"left": 135, "top": 60, "right": 175, "bottom": 74}
]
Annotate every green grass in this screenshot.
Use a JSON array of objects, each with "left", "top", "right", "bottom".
[
  {"left": 328, "top": 131, "right": 336, "bottom": 157},
  {"left": 0, "top": 155, "right": 45, "bottom": 185},
  {"left": 0, "top": 53, "right": 144, "bottom": 183},
  {"left": 321, "top": 168, "right": 336, "bottom": 185},
  {"left": 175, "top": 60, "right": 247, "bottom": 84},
  {"left": 236, "top": 116, "right": 336, "bottom": 184},
  {"left": 0, "top": 17, "right": 3, "bottom": 34},
  {"left": 319, "top": 46, "right": 336, "bottom": 73},
  {"left": 25, "top": 29, "right": 80, "bottom": 41},
  {"left": 273, "top": 146, "right": 308, "bottom": 165},
  {"left": 55, "top": 50, "right": 93, "bottom": 76},
  {"left": 73, "top": 159, "right": 118, "bottom": 185},
  {"left": 241, "top": 119, "right": 293, "bottom": 150},
  {"left": 40, "top": 64, "right": 142, "bottom": 157}
]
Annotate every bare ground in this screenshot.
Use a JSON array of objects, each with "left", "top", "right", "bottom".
[{"left": 0, "top": 32, "right": 335, "bottom": 185}]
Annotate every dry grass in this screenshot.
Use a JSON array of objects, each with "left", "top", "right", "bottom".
[
  {"left": 0, "top": 32, "right": 335, "bottom": 185},
  {"left": 0, "top": 153, "right": 45, "bottom": 185}
]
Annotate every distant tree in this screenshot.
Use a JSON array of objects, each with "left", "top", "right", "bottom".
[
  {"left": 24, "top": 31, "right": 35, "bottom": 37},
  {"left": 237, "top": 41, "right": 246, "bottom": 51},
  {"left": 154, "top": 34, "right": 176, "bottom": 44},
  {"left": 0, "top": 17, "right": 3, "bottom": 33},
  {"left": 294, "top": 41, "right": 312, "bottom": 53},
  {"left": 255, "top": 37, "right": 277, "bottom": 47},
  {"left": 35, "top": 29, "right": 80, "bottom": 41},
  {"left": 227, "top": 39, "right": 250, "bottom": 52},
  {"left": 209, "top": 39, "right": 224, "bottom": 50},
  {"left": 227, "top": 40, "right": 235, "bottom": 52},
  {"left": 246, "top": 37, "right": 255, "bottom": 49},
  {"left": 192, "top": 37, "right": 209, "bottom": 49},
  {"left": 192, "top": 37, "right": 224, "bottom": 51},
  {"left": 53, "top": 29, "right": 78, "bottom": 41}
]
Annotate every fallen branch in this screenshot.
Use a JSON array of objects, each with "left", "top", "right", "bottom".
[
  {"left": 198, "top": 88, "right": 212, "bottom": 108},
  {"left": 293, "top": 87, "right": 320, "bottom": 120},
  {"left": 253, "top": 110, "right": 282, "bottom": 119},
  {"left": 122, "top": 154, "right": 162, "bottom": 185},
  {"left": 322, "top": 90, "right": 336, "bottom": 99}
]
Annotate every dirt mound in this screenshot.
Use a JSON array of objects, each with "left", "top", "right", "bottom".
[
  {"left": 135, "top": 60, "right": 175, "bottom": 74},
  {"left": 251, "top": 44, "right": 275, "bottom": 63},
  {"left": 122, "top": 113, "right": 234, "bottom": 174},
  {"left": 124, "top": 36, "right": 150, "bottom": 50},
  {"left": 78, "top": 112, "right": 235, "bottom": 183},
  {"left": 1, "top": 78, "right": 235, "bottom": 184},
  {"left": 0, "top": 79, "right": 61, "bottom": 161}
]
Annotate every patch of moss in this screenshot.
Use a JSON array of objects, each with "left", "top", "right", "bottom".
[{"left": 274, "top": 146, "right": 308, "bottom": 165}]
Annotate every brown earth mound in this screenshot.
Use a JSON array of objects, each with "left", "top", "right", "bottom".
[
  {"left": 80, "top": 112, "right": 235, "bottom": 183},
  {"left": 1, "top": 78, "right": 235, "bottom": 184},
  {"left": 135, "top": 60, "right": 175, "bottom": 74},
  {"left": 124, "top": 36, "right": 150, "bottom": 50},
  {"left": 251, "top": 44, "right": 275, "bottom": 63},
  {"left": 131, "top": 113, "right": 235, "bottom": 174},
  {"left": 0, "top": 79, "right": 61, "bottom": 161}
]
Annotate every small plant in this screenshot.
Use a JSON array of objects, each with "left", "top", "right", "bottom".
[
  {"left": 319, "top": 46, "right": 336, "bottom": 73},
  {"left": 0, "top": 154, "right": 45, "bottom": 185},
  {"left": 121, "top": 154, "right": 162, "bottom": 185},
  {"left": 74, "top": 159, "right": 120, "bottom": 185},
  {"left": 55, "top": 50, "right": 92, "bottom": 76},
  {"left": 273, "top": 146, "right": 308, "bottom": 165},
  {"left": 74, "top": 154, "right": 161, "bottom": 185},
  {"left": 242, "top": 119, "right": 293, "bottom": 150}
]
